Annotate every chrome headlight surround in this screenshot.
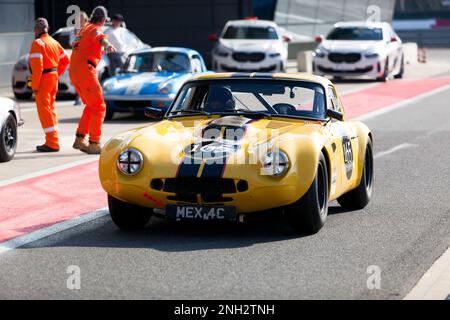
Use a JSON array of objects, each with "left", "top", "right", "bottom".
[
  {"left": 117, "top": 148, "right": 144, "bottom": 175},
  {"left": 261, "top": 150, "right": 290, "bottom": 177}
]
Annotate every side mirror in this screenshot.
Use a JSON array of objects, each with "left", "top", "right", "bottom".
[
  {"left": 282, "top": 35, "right": 292, "bottom": 43},
  {"left": 390, "top": 36, "right": 398, "bottom": 42},
  {"left": 145, "top": 107, "right": 164, "bottom": 120},
  {"left": 314, "top": 35, "right": 324, "bottom": 43},
  {"left": 208, "top": 33, "right": 218, "bottom": 42},
  {"left": 326, "top": 109, "right": 344, "bottom": 121}
]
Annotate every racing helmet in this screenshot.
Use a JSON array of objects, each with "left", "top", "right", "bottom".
[{"left": 204, "top": 86, "right": 235, "bottom": 112}]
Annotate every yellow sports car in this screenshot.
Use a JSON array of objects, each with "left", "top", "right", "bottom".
[{"left": 99, "top": 73, "right": 373, "bottom": 234}]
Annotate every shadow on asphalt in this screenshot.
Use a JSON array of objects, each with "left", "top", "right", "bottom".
[{"left": 27, "top": 205, "right": 354, "bottom": 252}]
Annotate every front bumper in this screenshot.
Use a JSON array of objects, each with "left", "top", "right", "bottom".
[
  {"left": 213, "top": 54, "right": 284, "bottom": 73},
  {"left": 313, "top": 55, "right": 384, "bottom": 78},
  {"left": 104, "top": 94, "right": 175, "bottom": 112}
]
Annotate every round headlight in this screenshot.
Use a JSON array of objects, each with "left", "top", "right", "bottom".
[
  {"left": 261, "top": 150, "right": 289, "bottom": 176},
  {"left": 157, "top": 82, "right": 172, "bottom": 94},
  {"left": 117, "top": 149, "right": 144, "bottom": 175}
]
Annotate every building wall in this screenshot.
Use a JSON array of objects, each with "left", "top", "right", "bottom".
[
  {"left": 35, "top": 0, "right": 253, "bottom": 66},
  {"left": 0, "top": 0, "right": 35, "bottom": 88},
  {"left": 275, "top": 0, "right": 396, "bottom": 40}
]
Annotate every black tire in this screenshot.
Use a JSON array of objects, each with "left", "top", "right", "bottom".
[
  {"left": 376, "top": 59, "right": 389, "bottom": 82},
  {"left": 104, "top": 109, "right": 115, "bottom": 121},
  {"left": 337, "top": 139, "right": 373, "bottom": 209},
  {"left": 286, "top": 152, "right": 329, "bottom": 234},
  {"left": 394, "top": 56, "right": 404, "bottom": 79},
  {"left": 108, "top": 195, "right": 152, "bottom": 230},
  {"left": 0, "top": 113, "right": 17, "bottom": 162},
  {"left": 13, "top": 91, "right": 32, "bottom": 100}
]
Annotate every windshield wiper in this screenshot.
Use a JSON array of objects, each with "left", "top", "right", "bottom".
[
  {"left": 224, "top": 108, "right": 272, "bottom": 118},
  {"left": 170, "top": 109, "right": 211, "bottom": 117}
]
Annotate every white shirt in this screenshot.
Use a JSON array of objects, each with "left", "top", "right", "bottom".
[{"left": 105, "top": 27, "right": 126, "bottom": 53}]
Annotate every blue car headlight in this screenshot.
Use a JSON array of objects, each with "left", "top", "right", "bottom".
[
  {"left": 158, "top": 82, "right": 173, "bottom": 95},
  {"left": 103, "top": 80, "right": 116, "bottom": 92}
]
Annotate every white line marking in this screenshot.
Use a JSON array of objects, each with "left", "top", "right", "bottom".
[
  {"left": 0, "top": 157, "right": 98, "bottom": 187},
  {"left": 354, "top": 83, "right": 450, "bottom": 121},
  {"left": 374, "top": 143, "right": 418, "bottom": 159},
  {"left": 404, "top": 245, "right": 450, "bottom": 300},
  {"left": 0, "top": 208, "right": 109, "bottom": 255}
]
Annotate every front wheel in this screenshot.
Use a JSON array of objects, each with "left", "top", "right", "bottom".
[
  {"left": 286, "top": 153, "right": 329, "bottom": 234},
  {"left": 337, "top": 139, "right": 373, "bottom": 209},
  {"left": 376, "top": 59, "right": 389, "bottom": 82},
  {"left": 108, "top": 195, "right": 153, "bottom": 230},
  {"left": 0, "top": 114, "right": 17, "bottom": 162}
]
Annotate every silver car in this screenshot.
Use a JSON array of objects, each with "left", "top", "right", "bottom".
[
  {"left": 0, "top": 97, "right": 23, "bottom": 162},
  {"left": 12, "top": 26, "right": 148, "bottom": 100}
]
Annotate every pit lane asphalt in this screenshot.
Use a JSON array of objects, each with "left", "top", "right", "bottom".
[{"left": 1, "top": 75, "right": 450, "bottom": 299}]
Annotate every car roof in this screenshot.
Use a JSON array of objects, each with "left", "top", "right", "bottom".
[
  {"left": 193, "top": 73, "right": 333, "bottom": 87},
  {"left": 225, "top": 19, "right": 279, "bottom": 28},
  {"left": 132, "top": 46, "right": 200, "bottom": 56},
  {"left": 334, "top": 21, "right": 389, "bottom": 28}
]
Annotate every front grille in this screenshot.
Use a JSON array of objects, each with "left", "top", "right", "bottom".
[
  {"left": 328, "top": 52, "right": 361, "bottom": 63},
  {"left": 112, "top": 100, "right": 150, "bottom": 109},
  {"left": 232, "top": 52, "right": 265, "bottom": 62},
  {"left": 152, "top": 177, "right": 248, "bottom": 203},
  {"left": 163, "top": 177, "right": 237, "bottom": 194}
]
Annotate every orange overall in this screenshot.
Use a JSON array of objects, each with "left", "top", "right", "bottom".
[
  {"left": 69, "top": 23, "right": 107, "bottom": 143},
  {"left": 29, "top": 33, "right": 70, "bottom": 149}
]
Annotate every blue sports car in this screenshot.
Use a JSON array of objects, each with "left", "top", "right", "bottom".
[{"left": 102, "top": 47, "right": 209, "bottom": 120}]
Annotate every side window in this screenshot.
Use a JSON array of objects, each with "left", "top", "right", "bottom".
[{"left": 328, "top": 86, "right": 338, "bottom": 111}]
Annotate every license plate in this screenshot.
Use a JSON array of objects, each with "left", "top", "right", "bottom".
[{"left": 166, "top": 204, "right": 236, "bottom": 221}]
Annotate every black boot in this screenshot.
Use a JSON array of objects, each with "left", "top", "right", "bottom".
[{"left": 36, "top": 144, "right": 59, "bottom": 152}]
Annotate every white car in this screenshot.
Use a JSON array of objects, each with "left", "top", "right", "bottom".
[
  {"left": 12, "top": 26, "right": 148, "bottom": 100},
  {"left": 313, "top": 21, "right": 404, "bottom": 81},
  {"left": 210, "top": 18, "right": 291, "bottom": 73},
  {"left": 0, "top": 97, "right": 23, "bottom": 162}
]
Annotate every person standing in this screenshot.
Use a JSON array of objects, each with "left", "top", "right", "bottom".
[
  {"left": 69, "top": 11, "right": 89, "bottom": 106},
  {"left": 29, "top": 18, "right": 70, "bottom": 152},
  {"left": 104, "top": 14, "right": 126, "bottom": 76},
  {"left": 70, "top": 6, "right": 116, "bottom": 154}
]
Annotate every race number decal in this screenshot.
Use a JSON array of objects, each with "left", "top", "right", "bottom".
[{"left": 342, "top": 136, "right": 353, "bottom": 179}]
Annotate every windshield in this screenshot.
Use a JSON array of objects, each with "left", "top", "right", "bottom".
[
  {"left": 168, "top": 79, "right": 326, "bottom": 120},
  {"left": 326, "top": 27, "right": 383, "bottom": 41},
  {"left": 124, "top": 52, "right": 191, "bottom": 73},
  {"left": 222, "top": 26, "right": 278, "bottom": 40},
  {"left": 53, "top": 32, "right": 72, "bottom": 49}
]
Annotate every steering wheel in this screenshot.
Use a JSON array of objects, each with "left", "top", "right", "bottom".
[{"left": 272, "top": 103, "right": 296, "bottom": 115}]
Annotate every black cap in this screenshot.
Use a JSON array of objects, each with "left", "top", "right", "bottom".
[
  {"left": 91, "top": 6, "right": 109, "bottom": 21},
  {"left": 112, "top": 13, "right": 124, "bottom": 21}
]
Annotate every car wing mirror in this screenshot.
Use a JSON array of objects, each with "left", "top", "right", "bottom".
[
  {"left": 326, "top": 109, "right": 344, "bottom": 121},
  {"left": 145, "top": 107, "right": 164, "bottom": 120}
]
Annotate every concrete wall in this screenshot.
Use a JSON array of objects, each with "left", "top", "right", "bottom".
[{"left": 0, "top": 0, "right": 35, "bottom": 88}]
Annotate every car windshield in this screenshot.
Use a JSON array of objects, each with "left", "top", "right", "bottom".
[
  {"left": 222, "top": 26, "right": 278, "bottom": 40},
  {"left": 326, "top": 27, "right": 383, "bottom": 41},
  {"left": 168, "top": 79, "right": 326, "bottom": 120},
  {"left": 53, "top": 32, "right": 72, "bottom": 49},
  {"left": 124, "top": 52, "right": 191, "bottom": 73}
]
